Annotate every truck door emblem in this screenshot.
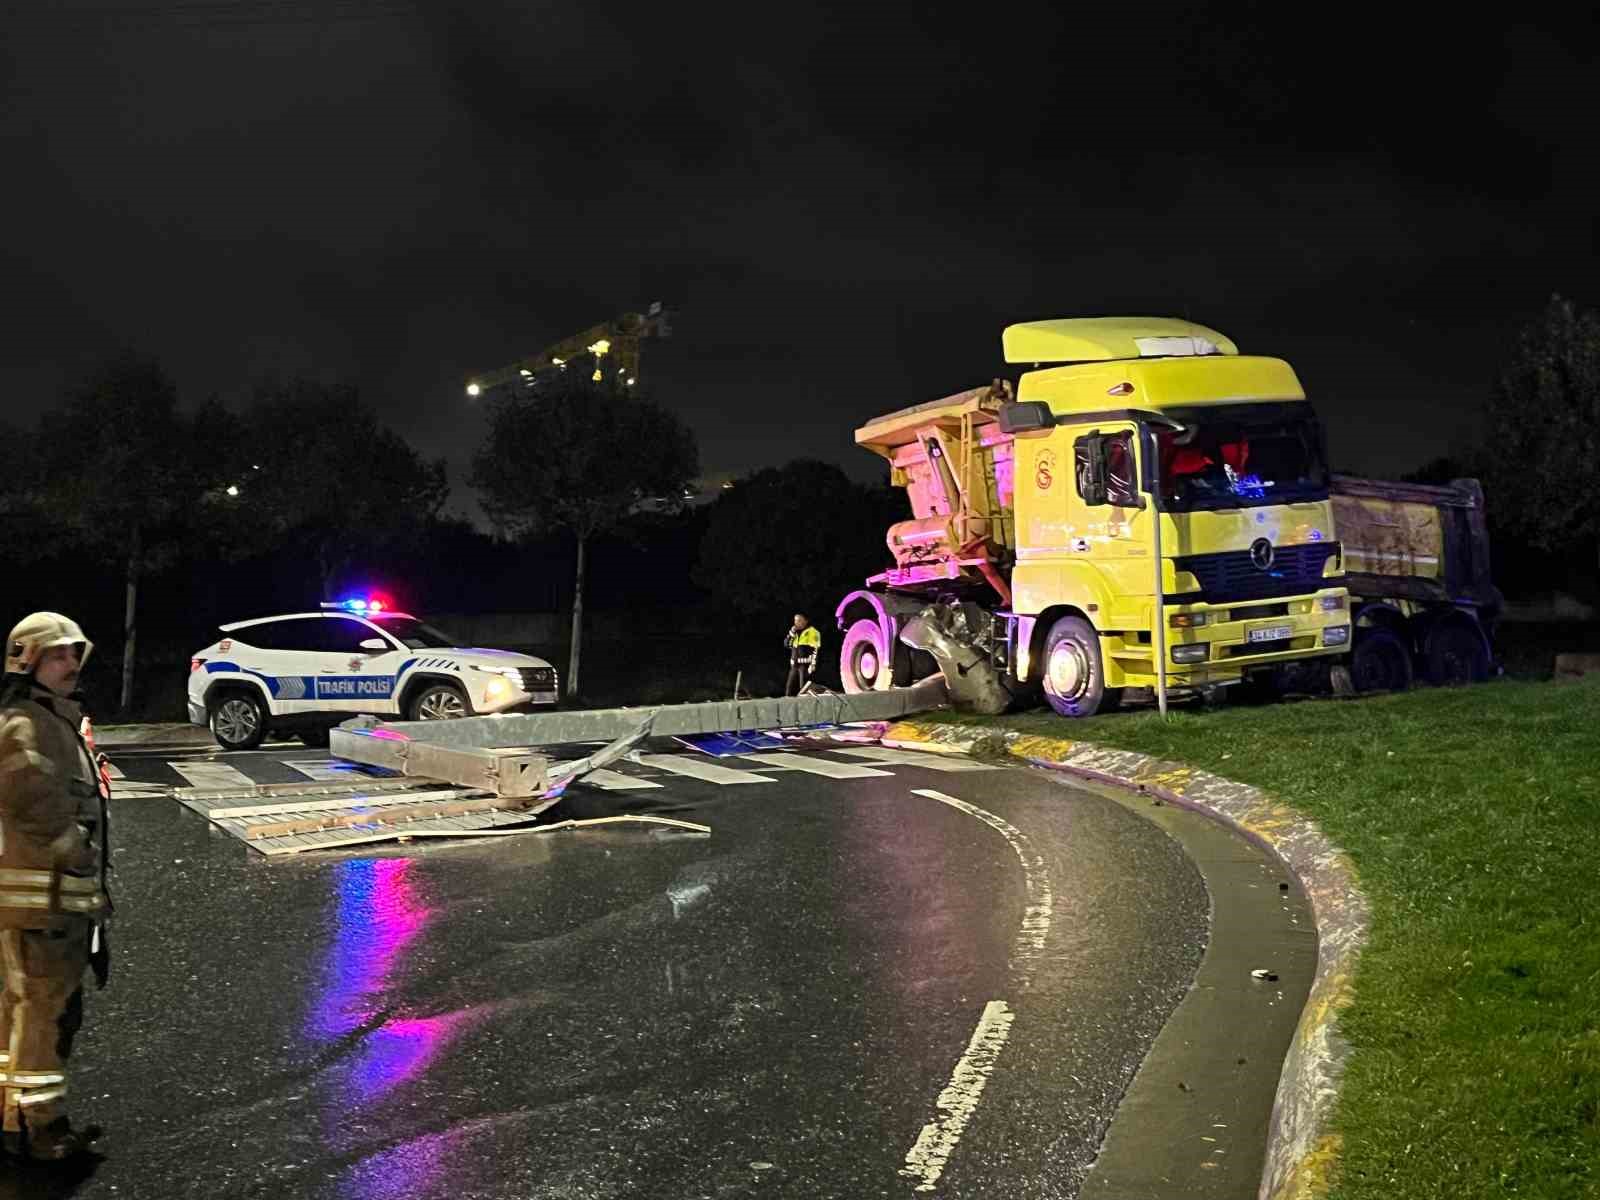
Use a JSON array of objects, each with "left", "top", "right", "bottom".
[
  {"left": 1035, "top": 449, "right": 1056, "bottom": 491},
  {"left": 1250, "top": 538, "right": 1275, "bottom": 570}
]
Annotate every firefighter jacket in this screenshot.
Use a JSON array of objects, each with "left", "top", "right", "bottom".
[
  {"left": 0, "top": 686, "right": 109, "bottom": 931},
  {"left": 785, "top": 626, "right": 822, "bottom": 668}
]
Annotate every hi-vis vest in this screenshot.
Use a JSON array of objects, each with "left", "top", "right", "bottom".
[
  {"left": 787, "top": 626, "right": 821, "bottom": 666},
  {"left": 0, "top": 691, "right": 109, "bottom": 929}
]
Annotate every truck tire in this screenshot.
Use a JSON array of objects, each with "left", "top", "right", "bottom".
[
  {"left": 209, "top": 690, "right": 268, "bottom": 751},
  {"left": 1041, "top": 615, "right": 1120, "bottom": 718},
  {"left": 840, "top": 618, "right": 908, "bottom": 693},
  {"left": 409, "top": 682, "right": 470, "bottom": 721},
  {"left": 1425, "top": 623, "right": 1489, "bottom": 687},
  {"left": 1349, "top": 627, "right": 1413, "bottom": 694}
]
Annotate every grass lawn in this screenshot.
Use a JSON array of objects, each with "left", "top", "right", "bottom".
[{"left": 928, "top": 677, "right": 1600, "bottom": 1199}]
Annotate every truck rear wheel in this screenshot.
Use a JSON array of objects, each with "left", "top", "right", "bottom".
[
  {"left": 1349, "top": 627, "right": 1413, "bottom": 694},
  {"left": 1041, "top": 616, "right": 1120, "bottom": 718},
  {"left": 1425, "top": 623, "right": 1489, "bottom": 687},
  {"left": 840, "top": 618, "right": 908, "bottom": 693}
]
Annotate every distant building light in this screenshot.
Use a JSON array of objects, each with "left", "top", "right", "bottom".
[
  {"left": 721, "top": 480, "right": 734, "bottom": 489},
  {"left": 519, "top": 368, "right": 533, "bottom": 377},
  {"left": 225, "top": 485, "right": 240, "bottom": 497},
  {"left": 551, "top": 356, "right": 565, "bottom": 366},
  {"left": 587, "top": 338, "right": 611, "bottom": 357},
  {"left": 625, "top": 377, "right": 636, "bottom": 386},
  {"left": 466, "top": 382, "right": 482, "bottom": 397}
]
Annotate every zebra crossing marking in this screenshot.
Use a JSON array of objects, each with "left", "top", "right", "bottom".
[
  {"left": 631, "top": 754, "right": 775, "bottom": 785},
  {"left": 577, "top": 769, "right": 663, "bottom": 791},
  {"left": 737, "top": 752, "right": 894, "bottom": 779},
  {"left": 168, "top": 761, "right": 258, "bottom": 790}
]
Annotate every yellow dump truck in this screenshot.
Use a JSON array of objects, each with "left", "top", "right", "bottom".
[
  {"left": 835, "top": 317, "right": 1352, "bottom": 716},
  {"left": 1326, "top": 474, "right": 1499, "bottom": 692}
]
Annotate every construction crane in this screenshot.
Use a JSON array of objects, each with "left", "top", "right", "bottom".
[{"left": 465, "top": 302, "right": 672, "bottom": 397}]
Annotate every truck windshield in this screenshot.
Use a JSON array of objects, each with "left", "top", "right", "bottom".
[
  {"left": 370, "top": 615, "right": 458, "bottom": 649},
  {"left": 1156, "top": 401, "right": 1328, "bottom": 512}
]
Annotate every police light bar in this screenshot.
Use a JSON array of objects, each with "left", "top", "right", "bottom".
[{"left": 321, "top": 596, "right": 388, "bottom": 613}]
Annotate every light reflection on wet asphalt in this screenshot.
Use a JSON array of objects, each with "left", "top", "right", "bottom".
[{"left": 10, "top": 743, "right": 1208, "bottom": 1200}]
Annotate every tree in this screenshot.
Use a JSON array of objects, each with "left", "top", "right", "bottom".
[
  {"left": 241, "top": 380, "right": 449, "bottom": 596},
  {"left": 470, "top": 375, "right": 699, "bottom": 697},
  {"left": 1482, "top": 295, "right": 1600, "bottom": 568},
  {"left": 27, "top": 354, "right": 237, "bottom": 711},
  {"left": 694, "top": 460, "right": 909, "bottom": 627}
]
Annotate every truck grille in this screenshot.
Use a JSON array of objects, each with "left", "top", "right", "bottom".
[
  {"left": 516, "top": 667, "right": 557, "bottom": 691},
  {"left": 1172, "top": 542, "right": 1340, "bottom": 604}
]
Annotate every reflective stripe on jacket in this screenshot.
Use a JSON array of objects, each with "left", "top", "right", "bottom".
[{"left": 0, "top": 688, "right": 109, "bottom": 930}]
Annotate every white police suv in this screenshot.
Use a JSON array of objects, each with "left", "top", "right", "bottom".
[{"left": 187, "top": 599, "right": 559, "bottom": 750}]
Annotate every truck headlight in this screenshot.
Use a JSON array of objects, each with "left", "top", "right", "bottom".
[
  {"left": 1170, "top": 612, "right": 1208, "bottom": 628},
  {"left": 1320, "top": 595, "right": 1347, "bottom": 611},
  {"left": 1172, "top": 643, "right": 1209, "bottom": 664},
  {"left": 1324, "top": 625, "right": 1351, "bottom": 647}
]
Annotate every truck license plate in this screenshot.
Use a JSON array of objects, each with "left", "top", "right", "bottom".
[{"left": 1247, "top": 625, "right": 1293, "bottom": 645}]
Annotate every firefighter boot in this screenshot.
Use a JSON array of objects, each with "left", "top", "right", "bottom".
[{"left": 5, "top": 1116, "right": 102, "bottom": 1161}]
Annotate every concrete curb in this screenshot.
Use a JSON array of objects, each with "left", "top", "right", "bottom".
[
  {"left": 92, "top": 722, "right": 213, "bottom": 748},
  {"left": 877, "top": 719, "right": 1369, "bottom": 1200}
]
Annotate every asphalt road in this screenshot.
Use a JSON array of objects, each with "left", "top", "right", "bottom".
[{"left": 0, "top": 739, "right": 1306, "bottom": 1200}]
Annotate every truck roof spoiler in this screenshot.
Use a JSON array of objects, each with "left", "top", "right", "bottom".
[{"left": 1002, "top": 317, "right": 1238, "bottom": 364}]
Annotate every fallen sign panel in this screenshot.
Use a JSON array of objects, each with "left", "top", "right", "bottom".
[{"left": 179, "top": 779, "right": 710, "bottom": 856}]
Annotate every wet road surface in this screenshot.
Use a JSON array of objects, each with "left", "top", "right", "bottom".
[{"left": 10, "top": 742, "right": 1219, "bottom": 1199}]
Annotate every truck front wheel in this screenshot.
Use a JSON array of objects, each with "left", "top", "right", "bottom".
[
  {"left": 1041, "top": 616, "right": 1120, "bottom": 718},
  {"left": 1348, "top": 627, "right": 1414, "bottom": 694}
]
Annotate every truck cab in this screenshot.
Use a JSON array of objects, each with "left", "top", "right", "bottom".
[{"left": 838, "top": 317, "right": 1352, "bottom": 716}]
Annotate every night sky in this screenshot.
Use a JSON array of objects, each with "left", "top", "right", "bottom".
[{"left": 4, "top": 2, "right": 1595, "bottom": 512}]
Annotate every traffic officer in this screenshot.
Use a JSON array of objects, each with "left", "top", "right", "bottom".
[
  {"left": 783, "top": 613, "right": 822, "bottom": 697},
  {"left": 0, "top": 613, "right": 110, "bottom": 1161}
]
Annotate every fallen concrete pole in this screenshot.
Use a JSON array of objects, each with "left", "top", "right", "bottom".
[{"left": 330, "top": 677, "right": 949, "bottom": 762}]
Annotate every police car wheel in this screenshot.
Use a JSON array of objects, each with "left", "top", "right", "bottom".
[
  {"left": 410, "top": 683, "right": 468, "bottom": 721},
  {"left": 210, "top": 691, "right": 267, "bottom": 751}
]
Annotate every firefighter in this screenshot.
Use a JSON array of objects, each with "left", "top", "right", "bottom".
[
  {"left": 783, "top": 613, "right": 822, "bottom": 697},
  {"left": 0, "top": 613, "right": 110, "bottom": 1161}
]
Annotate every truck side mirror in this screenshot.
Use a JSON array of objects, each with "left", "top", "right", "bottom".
[{"left": 998, "top": 401, "right": 1055, "bottom": 435}]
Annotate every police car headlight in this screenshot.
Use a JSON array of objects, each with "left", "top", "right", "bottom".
[{"left": 483, "top": 676, "right": 511, "bottom": 700}]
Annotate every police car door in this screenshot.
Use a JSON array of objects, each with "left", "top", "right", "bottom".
[
  {"left": 310, "top": 616, "right": 403, "bottom": 714},
  {"left": 227, "top": 617, "right": 324, "bottom": 716}
]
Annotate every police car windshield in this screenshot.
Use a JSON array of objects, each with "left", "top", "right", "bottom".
[{"left": 370, "top": 615, "right": 457, "bottom": 649}]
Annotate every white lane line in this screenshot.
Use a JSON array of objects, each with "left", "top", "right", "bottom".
[
  {"left": 911, "top": 788, "right": 1053, "bottom": 969},
  {"left": 168, "top": 761, "right": 258, "bottom": 790},
  {"left": 578, "top": 769, "right": 663, "bottom": 791},
  {"left": 830, "top": 746, "right": 999, "bottom": 772},
  {"left": 632, "top": 754, "right": 775, "bottom": 785},
  {"left": 898, "top": 788, "right": 1055, "bottom": 1192},
  {"left": 899, "top": 1000, "right": 1015, "bottom": 1193},
  {"left": 737, "top": 752, "right": 894, "bottom": 779}
]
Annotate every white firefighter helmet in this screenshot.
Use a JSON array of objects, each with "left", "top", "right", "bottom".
[{"left": 5, "top": 612, "right": 94, "bottom": 676}]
